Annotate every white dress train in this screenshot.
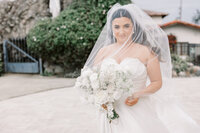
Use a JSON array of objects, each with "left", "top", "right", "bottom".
[{"left": 98, "top": 58, "right": 200, "bottom": 133}]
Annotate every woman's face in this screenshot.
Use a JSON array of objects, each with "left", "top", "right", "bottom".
[{"left": 112, "top": 17, "right": 133, "bottom": 44}]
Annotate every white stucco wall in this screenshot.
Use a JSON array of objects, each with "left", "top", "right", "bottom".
[
  {"left": 162, "top": 24, "right": 200, "bottom": 44},
  {"left": 49, "top": 0, "right": 60, "bottom": 18},
  {"left": 151, "top": 16, "right": 163, "bottom": 25}
]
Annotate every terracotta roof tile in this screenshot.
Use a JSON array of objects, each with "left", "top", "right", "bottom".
[{"left": 160, "top": 20, "right": 200, "bottom": 29}]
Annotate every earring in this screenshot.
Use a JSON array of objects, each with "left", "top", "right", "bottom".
[{"left": 112, "top": 33, "right": 116, "bottom": 42}]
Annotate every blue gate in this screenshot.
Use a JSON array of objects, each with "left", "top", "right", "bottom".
[{"left": 3, "top": 39, "right": 41, "bottom": 73}]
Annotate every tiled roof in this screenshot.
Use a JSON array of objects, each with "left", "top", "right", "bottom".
[{"left": 160, "top": 20, "right": 200, "bottom": 29}]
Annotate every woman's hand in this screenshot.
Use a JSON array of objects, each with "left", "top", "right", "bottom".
[
  {"left": 125, "top": 94, "right": 139, "bottom": 106},
  {"left": 101, "top": 104, "right": 108, "bottom": 110}
]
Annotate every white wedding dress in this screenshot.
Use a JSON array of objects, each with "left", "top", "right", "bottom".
[{"left": 98, "top": 57, "right": 200, "bottom": 133}]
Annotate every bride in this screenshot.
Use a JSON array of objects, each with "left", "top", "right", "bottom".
[{"left": 78, "top": 3, "right": 200, "bottom": 133}]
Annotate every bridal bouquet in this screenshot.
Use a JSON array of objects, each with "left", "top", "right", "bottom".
[{"left": 75, "top": 58, "right": 133, "bottom": 123}]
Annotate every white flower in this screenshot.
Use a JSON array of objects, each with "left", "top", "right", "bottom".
[
  {"left": 89, "top": 73, "right": 99, "bottom": 91},
  {"left": 81, "top": 68, "right": 93, "bottom": 78},
  {"left": 95, "top": 90, "right": 108, "bottom": 104},
  {"left": 113, "top": 90, "right": 123, "bottom": 100},
  {"left": 80, "top": 37, "right": 83, "bottom": 40},
  {"left": 103, "top": 10, "right": 106, "bottom": 14},
  {"left": 107, "top": 82, "right": 115, "bottom": 93},
  {"left": 107, "top": 103, "right": 114, "bottom": 118},
  {"left": 61, "top": 25, "right": 66, "bottom": 29},
  {"left": 91, "top": 22, "right": 93, "bottom": 25},
  {"left": 32, "top": 36, "right": 37, "bottom": 41},
  {"left": 82, "top": 78, "right": 90, "bottom": 88},
  {"left": 56, "top": 27, "right": 60, "bottom": 31},
  {"left": 102, "top": 4, "right": 105, "bottom": 8},
  {"left": 107, "top": 96, "right": 115, "bottom": 103},
  {"left": 75, "top": 58, "right": 134, "bottom": 122},
  {"left": 74, "top": 80, "right": 81, "bottom": 89}
]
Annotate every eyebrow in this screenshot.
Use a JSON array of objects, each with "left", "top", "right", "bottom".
[
  {"left": 114, "top": 23, "right": 130, "bottom": 26},
  {"left": 124, "top": 24, "right": 130, "bottom": 26},
  {"left": 114, "top": 23, "right": 131, "bottom": 26},
  {"left": 114, "top": 25, "right": 120, "bottom": 27}
]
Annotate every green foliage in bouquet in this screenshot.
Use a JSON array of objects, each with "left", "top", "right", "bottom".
[
  {"left": 27, "top": 0, "right": 131, "bottom": 72},
  {"left": 107, "top": 109, "right": 119, "bottom": 123},
  {"left": 171, "top": 54, "right": 188, "bottom": 74}
]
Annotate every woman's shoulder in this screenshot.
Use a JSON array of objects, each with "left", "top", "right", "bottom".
[
  {"left": 134, "top": 43, "right": 151, "bottom": 53},
  {"left": 134, "top": 43, "right": 155, "bottom": 61},
  {"left": 99, "top": 44, "right": 115, "bottom": 52}
]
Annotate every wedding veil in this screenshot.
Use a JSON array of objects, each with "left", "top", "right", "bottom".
[{"left": 84, "top": 3, "right": 172, "bottom": 80}]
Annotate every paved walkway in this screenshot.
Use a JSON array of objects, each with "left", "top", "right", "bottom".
[
  {"left": 0, "top": 74, "right": 199, "bottom": 133},
  {"left": 0, "top": 73, "right": 76, "bottom": 101}
]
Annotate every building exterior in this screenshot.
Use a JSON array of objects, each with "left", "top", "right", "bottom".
[
  {"left": 161, "top": 20, "right": 200, "bottom": 44},
  {"left": 143, "top": 9, "right": 168, "bottom": 25},
  {"left": 144, "top": 8, "right": 200, "bottom": 64},
  {"left": 160, "top": 20, "right": 200, "bottom": 64}
]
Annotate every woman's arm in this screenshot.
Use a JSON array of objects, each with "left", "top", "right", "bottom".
[
  {"left": 134, "top": 51, "right": 162, "bottom": 98},
  {"left": 125, "top": 49, "right": 162, "bottom": 106}
]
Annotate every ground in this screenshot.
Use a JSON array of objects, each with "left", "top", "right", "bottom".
[{"left": 0, "top": 74, "right": 199, "bottom": 133}]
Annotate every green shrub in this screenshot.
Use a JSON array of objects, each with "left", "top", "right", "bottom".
[
  {"left": 171, "top": 54, "right": 188, "bottom": 74},
  {"left": 27, "top": 0, "right": 131, "bottom": 73},
  {"left": 27, "top": 18, "right": 53, "bottom": 59},
  {"left": 185, "top": 55, "right": 194, "bottom": 62},
  {"left": 42, "top": 70, "right": 54, "bottom": 77}
]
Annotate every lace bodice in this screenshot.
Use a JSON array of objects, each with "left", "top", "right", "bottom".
[
  {"left": 109, "top": 57, "right": 148, "bottom": 92},
  {"left": 104, "top": 57, "right": 148, "bottom": 105}
]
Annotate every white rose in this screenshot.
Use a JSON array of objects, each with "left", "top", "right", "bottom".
[
  {"left": 89, "top": 73, "right": 99, "bottom": 90},
  {"left": 74, "top": 80, "right": 81, "bottom": 89},
  {"left": 82, "top": 69, "right": 93, "bottom": 78},
  {"left": 82, "top": 78, "right": 90, "bottom": 89},
  {"left": 95, "top": 90, "right": 108, "bottom": 104},
  {"left": 113, "top": 90, "right": 123, "bottom": 100},
  {"left": 107, "top": 83, "right": 115, "bottom": 93}
]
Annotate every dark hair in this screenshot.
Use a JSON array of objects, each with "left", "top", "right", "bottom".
[
  {"left": 109, "top": 8, "right": 162, "bottom": 61},
  {"left": 110, "top": 8, "right": 147, "bottom": 45},
  {"left": 111, "top": 9, "right": 133, "bottom": 23}
]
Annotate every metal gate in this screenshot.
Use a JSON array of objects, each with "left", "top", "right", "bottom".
[{"left": 3, "top": 39, "right": 41, "bottom": 73}]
